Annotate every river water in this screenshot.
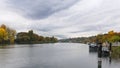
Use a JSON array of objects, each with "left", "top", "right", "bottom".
[{"left": 0, "top": 43, "right": 120, "bottom": 68}]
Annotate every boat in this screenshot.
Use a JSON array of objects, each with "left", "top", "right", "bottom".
[{"left": 89, "top": 43, "right": 98, "bottom": 52}]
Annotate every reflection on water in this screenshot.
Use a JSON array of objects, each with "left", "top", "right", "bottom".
[
  {"left": 89, "top": 47, "right": 113, "bottom": 68},
  {"left": 97, "top": 55, "right": 112, "bottom": 68},
  {"left": 98, "top": 61, "right": 102, "bottom": 68},
  {"left": 97, "top": 56, "right": 111, "bottom": 68},
  {"left": 0, "top": 44, "right": 14, "bottom": 49},
  {"left": 109, "top": 56, "right": 112, "bottom": 64},
  {"left": 0, "top": 43, "right": 120, "bottom": 68}
]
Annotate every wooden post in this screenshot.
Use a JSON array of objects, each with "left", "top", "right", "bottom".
[
  {"left": 109, "top": 56, "right": 111, "bottom": 64},
  {"left": 109, "top": 42, "right": 112, "bottom": 64},
  {"left": 109, "top": 43, "right": 112, "bottom": 52},
  {"left": 98, "top": 43, "right": 102, "bottom": 68},
  {"left": 98, "top": 43, "right": 102, "bottom": 58}
]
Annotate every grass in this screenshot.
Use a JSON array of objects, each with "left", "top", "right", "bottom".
[{"left": 111, "top": 46, "right": 120, "bottom": 59}]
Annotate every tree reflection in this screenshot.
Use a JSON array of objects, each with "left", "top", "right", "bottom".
[
  {"left": 0, "top": 44, "right": 14, "bottom": 49},
  {"left": 98, "top": 60, "right": 102, "bottom": 68}
]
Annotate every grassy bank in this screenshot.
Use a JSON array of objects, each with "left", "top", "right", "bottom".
[{"left": 111, "top": 46, "right": 120, "bottom": 58}]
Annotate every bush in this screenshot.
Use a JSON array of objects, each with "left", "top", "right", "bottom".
[{"left": 112, "top": 46, "right": 120, "bottom": 58}]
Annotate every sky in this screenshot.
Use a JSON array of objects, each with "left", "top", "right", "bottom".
[{"left": 0, "top": 0, "right": 120, "bottom": 39}]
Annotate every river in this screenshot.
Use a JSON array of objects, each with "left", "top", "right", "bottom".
[{"left": 0, "top": 43, "right": 120, "bottom": 68}]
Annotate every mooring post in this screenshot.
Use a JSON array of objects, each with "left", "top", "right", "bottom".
[
  {"left": 98, "top": 43, "right": 102, "bottom": 58},
  {"left": 98, "top": 43, "right": 102, "bottom": 68},
  {"left": 109, "top": 42, "right": 112, "bottom": 64},
  {"left": 109, "top": 42, "right": 112, "bottom": 54}
]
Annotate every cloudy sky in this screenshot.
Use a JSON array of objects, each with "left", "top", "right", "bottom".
[{"left": 0, "top": 0, "right": 120, "bottom": 39}]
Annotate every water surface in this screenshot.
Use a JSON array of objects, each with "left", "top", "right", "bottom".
[{"left": 0, "top": 43, "right": 120, "bottom": 68}]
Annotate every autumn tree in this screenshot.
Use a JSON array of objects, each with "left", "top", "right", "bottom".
[
  {"left": 0, "top": 28, "right": 7, "bottom": 43},
  {"left": 108, "top": 30, "right": 114, "bottom": 35},
  {"left": 1, "top": 24, "right": 7, "bottom": 30},
  {"left": 0, "top": 24, "right": 16, "bottom": 44}
]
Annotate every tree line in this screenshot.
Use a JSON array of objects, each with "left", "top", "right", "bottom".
[
  {"left": 0, "top": 24, "right": 58, "bottom": 44},
  {"left": 16, "top": 30, "right": 58, "bottom": 44},
  {"left": 60, "top": 30, "right": 120, "bottom": 43},
  {"left": 94, "top": 30, "right": 120, "bottom": 43}
]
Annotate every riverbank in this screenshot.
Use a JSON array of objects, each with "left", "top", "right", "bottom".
[{"left": 111, "top": 46, "right": 120, "bottom": 58}]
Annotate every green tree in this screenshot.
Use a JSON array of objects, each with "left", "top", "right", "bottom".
[
  {"left": 28, "top": 30, "right": 34, "bottom": 41},
  {"left": 7, "top": 28, "right": 16, "bottom": 44},
  {"left": 38, "top": 36, "right": 44, "bottom": 41},
  {"left": 109, "top": 35, "right": 120, "bottom": 42},
  {"left": 50, "top": 36, "right": 58, "bottom": 42},
  {"left": 16, "top": 30, "right": 58, "bottom": 44}
]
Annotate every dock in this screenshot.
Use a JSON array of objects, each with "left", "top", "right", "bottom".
[{"left": 89, "top": 43, "right": 111, "bottom": 57}]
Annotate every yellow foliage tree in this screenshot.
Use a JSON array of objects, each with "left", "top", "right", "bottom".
[
  {"left": 108, "top": 30, "right": 114, "bottom": 35},
  {"left": 1, "top": 24, "right": 7, "bottom": 30},
  {"left": 0, "top": 28, "right": 7, "bottom": 43},
  {"left": 0, "top": 24, "right": 16, "bottom": 44}
]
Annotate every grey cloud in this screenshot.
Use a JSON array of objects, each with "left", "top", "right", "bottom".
[
  {"left": 33, "top": 27, "right": 58, "bottom": 32},
  {"left": 1, "top": 0, "right": 120, "bottom": 39},
  {"left": 54, "top": 35, "right": 67, "bottom": 39},
  {"left": 69, "top": 26, "right": 99, "bottom": 33},
  {"left": 30, "top": 24, "right": 64, "bottom": 32},
  {"left": 69, "top": 22, "right": 118, "bottom": 34},
  {"left": 7, "top": 0, "right": 79, "bottom": 20}
]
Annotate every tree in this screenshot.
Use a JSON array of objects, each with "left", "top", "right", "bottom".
[
  {"left": 45, "top": 37, "right": 51, "bottom": 42},
  {"left": 108, "top": 30, "right": 114, "bottom": 35},
  {"left": 0, "top": 24, "right": 16, "bottom": 44},
  {"left": 7, "top": 28, "right": 16, "bottom": 44},
  {"left": 38, "top": 36, "right": 44, "bottom": 41},
  {"left": 50, "top": 36, "right": 58, "bottom": 42},
  {"left": 28, "top": 30, "right": 34, "bottom": 41},
  {"left": 0, "top": 24, "right": 7, "bottom": 30},
  {"left": 96, "top": 34, "right": 103, "bottom": 43},
  {"left": 0, "top": 28, "right": 7, "bottom": 43},
  {"left": 109, "top": 36, "right": 120, "bottom": 42}
]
